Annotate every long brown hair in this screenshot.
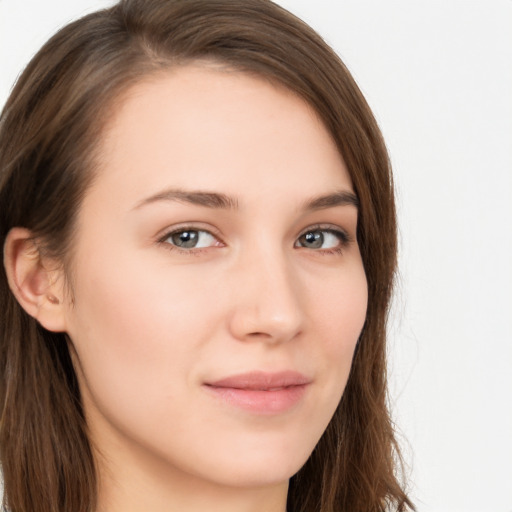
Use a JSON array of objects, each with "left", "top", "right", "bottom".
[{"left": 0, "top": 1, "right": 414, "bottom": 511}]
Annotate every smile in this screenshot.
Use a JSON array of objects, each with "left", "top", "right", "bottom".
[{"left": 203, "top": 371, "right": 311, "bottom": 414}]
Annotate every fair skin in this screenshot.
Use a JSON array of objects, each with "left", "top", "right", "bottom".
[{"left": 5, "top": 65, "right": 367, "bottom": 512}]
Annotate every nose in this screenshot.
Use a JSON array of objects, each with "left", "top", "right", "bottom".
[{"left": 227, "top": 247, "right": 304, "bottom": 344}]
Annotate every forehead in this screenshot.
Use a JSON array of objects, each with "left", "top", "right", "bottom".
[{"left": 91, "top": 64, "right": 352, "bottom": 208}]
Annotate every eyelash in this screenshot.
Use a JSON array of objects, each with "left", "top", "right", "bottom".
[
  {"left": 295, "top": 225, "right": 352, "bottom": 255},
  {"left": 157, "top": 224, "right": 224, "bottom": 255},
  {"left": 158, "top": 224, "right": 352, "bottom": 255}
]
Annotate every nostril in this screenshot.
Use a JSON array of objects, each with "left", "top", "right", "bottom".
[
  {"left": 226, "top": 268, "right": 304, "bottom": 343},
  {"left": 247, "top": 331, "right": 273, "bottom": 338}
]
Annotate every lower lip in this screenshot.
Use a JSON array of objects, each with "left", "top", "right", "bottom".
[{"left": 204, "top": 384, "right": 308, "bottom": 414}]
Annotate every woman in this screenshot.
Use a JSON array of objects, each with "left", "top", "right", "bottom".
[{"left": 0, "top": 1, "right": 414, "bottom": 511}]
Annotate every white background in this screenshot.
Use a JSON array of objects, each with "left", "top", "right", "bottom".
[{"left": 1, "top": 1, "right": 511, "bottom": 511}]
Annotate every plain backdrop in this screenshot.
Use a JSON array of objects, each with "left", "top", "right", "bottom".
[{"left": 1, "top": 1, "right": 511, "bottom": 511}]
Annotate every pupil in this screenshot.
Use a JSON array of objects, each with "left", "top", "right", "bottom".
[
  {"left": 172, "top": 231, "right": 198, "bottom": 248},
  {"left": 303, "top": 231, "right": 323, "bottom": 248}
]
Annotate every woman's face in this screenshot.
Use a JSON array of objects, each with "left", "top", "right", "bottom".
[{"left": 62, "top": 65, "right": 367, "bottom": 490}]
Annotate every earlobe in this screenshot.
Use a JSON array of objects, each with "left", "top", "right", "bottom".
[{"left": 3, "top": 227, "right": 67, "bottom": 332}]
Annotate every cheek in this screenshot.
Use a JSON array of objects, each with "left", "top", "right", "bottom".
[
  {"left": 316, "top": 264, "right": 368, "bottom": 349},
  {"left": 310, "top": 263, "right": 368, "bottom": 395},
  {"left": 59, "top": 241, "right": 369, "bottom": 488},
  {"left": 64, "top": 250, "right": 219, "bottom": 426}
]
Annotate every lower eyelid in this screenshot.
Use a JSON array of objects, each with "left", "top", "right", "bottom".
[{"left": 157, "top": 225, "right": 352, "bottom": 253}]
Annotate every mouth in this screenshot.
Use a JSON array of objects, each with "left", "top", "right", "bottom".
[{"left": 203, "top": 371, "right": 311, "bottom": 414}]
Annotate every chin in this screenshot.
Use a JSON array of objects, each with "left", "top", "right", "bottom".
[
  {"left": 183, "top": 431, "right": 318, "bottom": 489},
  {"left": 206, "top": 459, "right": 304, "bottom": 489}
]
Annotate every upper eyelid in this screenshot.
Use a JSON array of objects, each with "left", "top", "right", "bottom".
[
  {"left": 158, "top": 227, "right": 224, "bottom": 253},
  {"left": 297, "top": 223, "right": 352, "bottom": 240},
  {"left": 156, "top": 222, "right": 353, "bottom": 246},
  {"left": 157, "top": 223, "right": 223, "bottom": 242}
]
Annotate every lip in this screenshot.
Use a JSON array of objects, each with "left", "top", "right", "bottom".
[{"left": 203, "top": 371, "right": 311, "bottom": 414}]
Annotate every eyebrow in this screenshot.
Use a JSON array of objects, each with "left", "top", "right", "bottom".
[
  {"left": 133, "top": 188, "right": 358, "bottom": 211},
  {"left": 302, "top": 190, "right": 359, "bottom": 211},
  {"left": 133, "top": 189, "right": 239, "bottom": 210}
]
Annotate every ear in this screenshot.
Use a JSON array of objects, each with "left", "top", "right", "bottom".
[{"left": 3, "top": 227, "right": 68, "bottom": 332}]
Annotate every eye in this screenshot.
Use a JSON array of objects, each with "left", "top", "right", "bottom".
[
  {"left": 163, "top": 229, "right": 219, "bottom": 249},
  {"left": 295, "top": 228, "right": 349, "bottom": 251}
]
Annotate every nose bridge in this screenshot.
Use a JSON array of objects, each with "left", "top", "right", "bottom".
[{"left": 228, "top": 240, "right": 303, "bottom": 343}]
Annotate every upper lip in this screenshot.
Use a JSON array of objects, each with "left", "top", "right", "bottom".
[{"left": 204, "top": 371, "right": 311, "bottom": 390}]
